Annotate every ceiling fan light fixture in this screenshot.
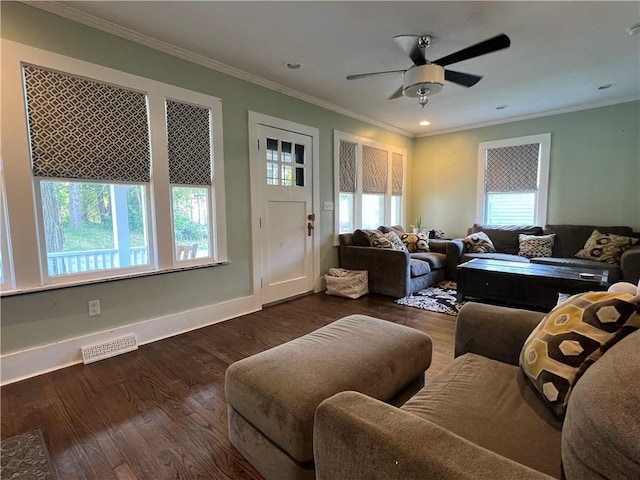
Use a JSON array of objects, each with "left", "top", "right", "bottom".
[{"left": 402, "top": 64, "right": 445, "bottom": 98}]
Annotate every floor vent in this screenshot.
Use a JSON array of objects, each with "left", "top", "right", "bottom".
[{"left": 81, "top": 334, "right": 138, "bottom": 364}]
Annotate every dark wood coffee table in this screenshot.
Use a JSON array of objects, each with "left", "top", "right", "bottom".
[{"left": 457, "top": 258, "right": 610, "bottom": 310}]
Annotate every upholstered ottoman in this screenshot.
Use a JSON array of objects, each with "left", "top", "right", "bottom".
[{"left": 225, "top": 314, "right": 432, "bottom": 480}]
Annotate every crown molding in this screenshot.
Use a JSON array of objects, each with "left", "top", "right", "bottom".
[
  {"left": 24, "top": 1, "right": 414, "bottom": 138},
  {"left": 417, "top": 95, "right": 640, "bottom": 138}
]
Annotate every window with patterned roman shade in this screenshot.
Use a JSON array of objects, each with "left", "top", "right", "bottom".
[
  {"left": 362, "top": 145, "right": 388, "bottom": 194},
  {"left": 338, "top": 140, "right": 357, "bottom": 193},
  {"left": 166, "top": 99, "right": 212, "bottom": 185},
  {"left": 391, "top": 152, "right": 404, "bottom": 196},
  {"left": 485, "top": 143, "right": 539, "bottom": 193},
  {"left": 477, "top": 134, "right": 550, "bottom": 226},
  {"left": 334, "top": 131, "right": 406, "bottom": 238},
  {"left": 22, "top": 64, "right": 151, "bottom": 182}
]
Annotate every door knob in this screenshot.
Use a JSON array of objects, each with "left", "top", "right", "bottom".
[{"left": 307, "top": 222, "right": 314, "bottom": 236}]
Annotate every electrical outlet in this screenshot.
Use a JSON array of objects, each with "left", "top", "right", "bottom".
[{"left": 88, "top": 300, "right": 101, "bottom": 316}]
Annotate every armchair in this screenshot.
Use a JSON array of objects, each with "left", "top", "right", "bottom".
[{"left": 314, "top": 302, "right": 640, "bottom": 479}]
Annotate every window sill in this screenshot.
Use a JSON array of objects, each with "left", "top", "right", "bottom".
[{"left": 0, "top": 260, "right": 231, "bottom": 297}]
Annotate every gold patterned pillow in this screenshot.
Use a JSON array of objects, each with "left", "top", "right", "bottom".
[
  {"left": 369, "top": 230, "right": 406, "bottom": 251},
  {"left": 575, "top": 229, "right": 638, "bottom": 264},
  {"left": 400, "top": 232, "right": 430, "bottom": 253},
  {"left": 462, "top": 231, "right": 496, "bottom": 253},
  {"left": 520, "top": 291, "right": 640, "bottom": 417}
]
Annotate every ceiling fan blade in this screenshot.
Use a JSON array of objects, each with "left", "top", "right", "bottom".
[
  {"left": 393, "top": 34, "right": 426, "bottom": 66},
  {"left": 346, "top": 69, "right": 406, "bottom": 80},
  {"left": 433, "top": 33, "right": 511, "bottom": 67},
  {"left": 445, "top": 69, "right": 483, "bottom": 87},
  {"left": 388, "top": 86, "right": 404, "bottom": 100}
]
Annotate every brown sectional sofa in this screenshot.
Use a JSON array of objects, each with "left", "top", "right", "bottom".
[
  {"left": 314, "top": 302, "right": 640, "bottom": 479},
  {"left": 449, "top": 224, "right": 640, "bottom": 284},
  {"left": 338, "top": 225, "right": 455, "bottom": 298}
]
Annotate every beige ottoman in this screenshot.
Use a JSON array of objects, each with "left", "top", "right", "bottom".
[{"left": 225, "top": 314, "right": 432, "bottom": 480}]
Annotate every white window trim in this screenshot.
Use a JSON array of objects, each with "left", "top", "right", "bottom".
[
  {"left": 0, "top": 165, "right": 15, "bottom": 292},
  {"left": 1, "top": 40, "right": 227, "bottom": 292},
  {"left": 476, "top": 133, "right": 551, "bottom": 226},
  {"left": 333, "top": 131, "right": 407, "bottom": 244}
]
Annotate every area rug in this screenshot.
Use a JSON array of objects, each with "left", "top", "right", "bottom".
[
  {"left": 1, "top": 429, "right": 54, "bottom": 480},
  {"left": 395, "top": 280, "right": 465, "bottom": 316}
]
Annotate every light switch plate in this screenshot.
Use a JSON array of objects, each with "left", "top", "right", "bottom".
[{"left": 323, "top": 201, "right": 334, "bottom": 211}]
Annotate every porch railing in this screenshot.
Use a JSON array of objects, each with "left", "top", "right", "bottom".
[{"left": 47, "top": 247, "right": 149, "bottom": 276}]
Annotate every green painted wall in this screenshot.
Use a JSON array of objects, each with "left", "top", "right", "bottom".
[
  {"left": 412, "top": 101, "right": 640, "bottom": 238},
  {"left": 0, "top": 3, "right": 413, "bottom": 353}
]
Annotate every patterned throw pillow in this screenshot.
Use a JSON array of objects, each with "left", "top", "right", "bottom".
[
  {"left": 575, "top": 230, "right": 638, "bottom": 264},
  {"left": 520, "top": 291, "right": 640, "bottom": 417},
  {"left": 518, "top": 233, "right": 555, "bottom": 258},
  {"left": 400, "top": 232, "right": 430, "bottom": 253},
  {"left": 462, "top": 231, "right": 497, "bottom": 253},
  {"left": 369, "top": 230, "right": 406, "bottom": 251}
]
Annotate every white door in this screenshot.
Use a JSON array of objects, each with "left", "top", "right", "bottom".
[{"left": 257, "top": 124, "right": 315, "bottom": 304}]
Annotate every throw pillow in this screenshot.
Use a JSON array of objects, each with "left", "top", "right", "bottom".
[
  {"left": 369, "top": 230, "right": 406, "bottom": 251},
  {"left": 519, "top": 291, "right": 640, "bottom": 418},
  {"left": 400, "top": 232, "right": 430, "bottom": 253},
  {"left": 575, "top": 230, "right": 638, "bottom": 264},
  {"left": 518, "top": 233, "right": 556, "bottom": 258},
  {"left": 462, "top": 231, "right": 497, "bottom": 253}
]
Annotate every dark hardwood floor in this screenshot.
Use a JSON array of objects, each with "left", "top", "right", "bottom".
[{"left": 1, "top": 292, "right": 456, "bottom": 480}]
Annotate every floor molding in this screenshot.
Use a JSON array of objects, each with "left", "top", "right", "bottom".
[{"left": 0, "top": 294, "right": 260, "bottom": 385}]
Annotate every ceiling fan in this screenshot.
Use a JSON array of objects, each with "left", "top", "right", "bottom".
[{"left": 347, "top": 33, "right": 511, "bottom": 108}]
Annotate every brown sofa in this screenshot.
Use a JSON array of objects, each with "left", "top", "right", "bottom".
[
  {"left": 338, "top": 225, "right": 456, "bottom": 298},
  {"left": 449, "top": 224, "right": 640, "bottom": 284},
  {"left": 314, "top": 302, "right": 640, "bottom": 479}
]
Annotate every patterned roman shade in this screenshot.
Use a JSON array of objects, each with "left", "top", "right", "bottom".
[
  {"left": 362, "top": 145, "right": 388, "bottom": 194},
  {"left": 166, "top": 99, "right": 212, "bottom": 185},
  {"left": 391, "top": 152, "right": 404, "bottom": 195},
  {"left": 338, "top": 140, "right": 356, "bottom": 192},
  {"left": 23, "top": 64, "right": 151, "bottom": 182},
  {"left": 485, "top": 143, "right": 539, "bottom": 192}
]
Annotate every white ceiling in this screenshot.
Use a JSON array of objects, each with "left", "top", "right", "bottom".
[{"left": 37, "top": 1, "right": 640, "bottom": 136}]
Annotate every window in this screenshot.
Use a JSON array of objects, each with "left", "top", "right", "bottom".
[
  {"left": 476, "top": 134, "right": 550, "bottom": 226},
  {"left": 334, "top": 131, "right": 406, "bottom": 238},
  {"left": 23, "top": 64, "right": 153, "bottom": 280},
  {"left": 166, "top": 99, "right": 215, "bottom": 262},
  {"left": 3, "top": 41, "right": 227, "bottom": 291}
]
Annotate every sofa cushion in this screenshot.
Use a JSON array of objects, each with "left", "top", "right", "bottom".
[
  {"left": 472, "top": 224, "right": 543, "bottom": 254},
  {"left": 401, "top": 353, "right": 562, "bottom": 478},
  {"left": 353, "top": 229, "right": 379, "bottom": 246},
  {"left": 461, "top": 252, "right": 530, "bottom": 264},
  {"left": 400, "top": 232, "right": 430, "bottom": 253},
  {"left": 411, "top": 252, "right": 447, "bottom": 271},
  {"left": 575, "top": 229, "right": 638, "bottom": 264},
  {"left": 409, "top": 258, "right": 431, "bottom": 277},
  {"left": 562, "top": 330, "right": 640, "bottom": 480},
  {"left": 544, "top": 224, "right": 633, "bottom": 258},
  {"left": 462, "top": 232, "right": 496, "bottom": 253},
  {"left": 369, "top": 230, "right": 406, "bottom": 251},
  {"left": 518, "top": 233, "right": 555, "bottom": 259},
  {"left": 519, "top": 291, "right": 640, "bottom": 417}
]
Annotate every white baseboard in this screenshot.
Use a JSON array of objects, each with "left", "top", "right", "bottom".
[{"left": 0, "top": 294, "right": 261, "bottom": 385}]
